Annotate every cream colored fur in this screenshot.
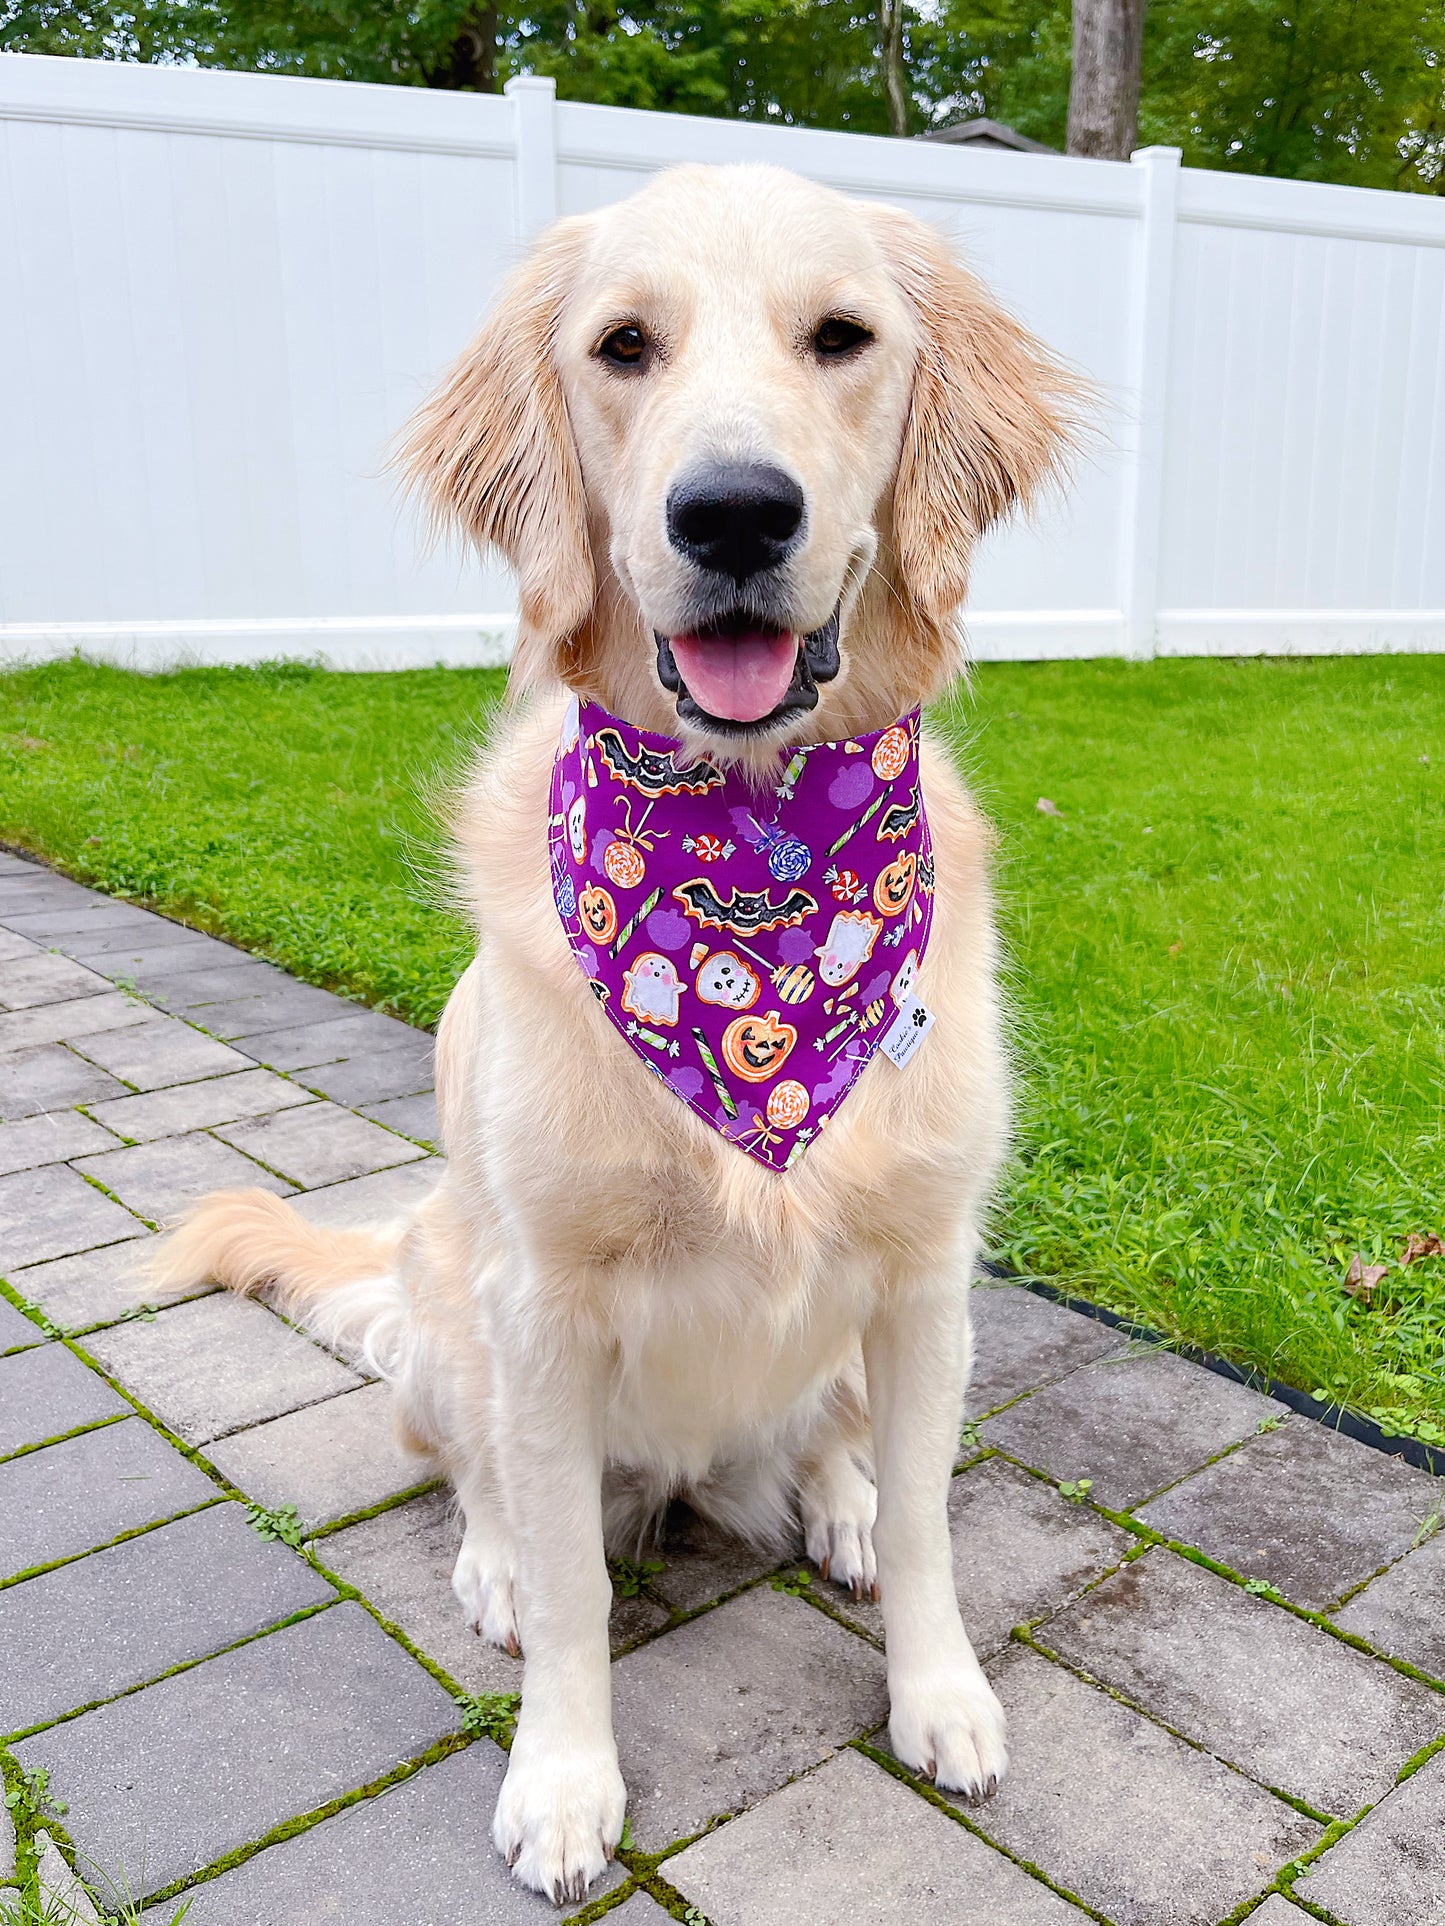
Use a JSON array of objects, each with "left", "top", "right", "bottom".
[{"left": 154, "top": 163, "right": 1081, "bottom": 1905}]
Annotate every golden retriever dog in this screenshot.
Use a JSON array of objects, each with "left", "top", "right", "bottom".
[{"left": 157, "top": 163, "right": 1079, "bottom": 1903}]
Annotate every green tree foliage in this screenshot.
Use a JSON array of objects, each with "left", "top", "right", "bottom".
[{"left": 3, "top": 0, "right": 1442, "bottom": 189}]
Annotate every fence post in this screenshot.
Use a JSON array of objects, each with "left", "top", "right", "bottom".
[
  {"left": 1120, "top": 145, "right": 1181, "bottom": 661},
  {"left": 505, "top": 75, "right": 559, "bottom": 242}
]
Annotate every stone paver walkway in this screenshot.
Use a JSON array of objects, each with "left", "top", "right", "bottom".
[{"left": 2, "top": 847, "right": 1444, "bottom": 1925}]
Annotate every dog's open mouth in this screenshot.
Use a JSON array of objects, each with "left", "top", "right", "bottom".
[{"left": 655, "top": 608, "right": 841, "bottom": 735}]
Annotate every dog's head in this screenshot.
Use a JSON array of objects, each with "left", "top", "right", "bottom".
[{"left": 402, "top": 164, "right": 1081, "bottom": 759}]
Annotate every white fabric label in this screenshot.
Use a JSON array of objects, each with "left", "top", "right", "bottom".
[{"left": 879, "top": 994, "right": 934, "bottom": 1069}]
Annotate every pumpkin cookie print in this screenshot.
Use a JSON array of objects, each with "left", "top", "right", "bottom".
[
  {"left": 873, "top": 852, "right": 916, "bottom": 918},
  {"left": 722, "top": 1010, "right": 798, "bottom": 1082},
  {"left": 578, "top": 885, "right": 617, "bottom": 946}
]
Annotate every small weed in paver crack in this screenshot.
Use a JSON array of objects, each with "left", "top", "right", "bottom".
[
  {"left": 245, "top": 1502, "right": 305, "bottom": 1548},
  {"left": 1256, "top": 1414, "right": 1285, "bottom": 1433},
  {"left": 1412, "top": 1502, "right": 1442, "bottom": 1549},
  {"left": 457, "top": 1692, "right": 521, "bottom": 1743},
  {"left": 610, "top": 1558, "right": 663, "bottom": 1599},
  {"left": 1057, "top": 1479, "right": 1094, "bottom": 1504},
  {"left": 1243, "top": 1577, "right": 1285, "bottom": 1600},
  {"left": 769, "top": 1569, "right": 812, "bottom": 1596},
  {"left": 4, "top": 1767, "right": 66, "bottom": 1825}
]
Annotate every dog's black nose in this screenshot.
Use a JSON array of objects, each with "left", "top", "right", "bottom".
[{"left": 666, "top": 463, "right": 805, "bottom": 581}]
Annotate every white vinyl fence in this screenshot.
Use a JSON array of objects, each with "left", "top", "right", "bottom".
[{"left": 2, "top": 51, "right": 1443, "bottom": 669}]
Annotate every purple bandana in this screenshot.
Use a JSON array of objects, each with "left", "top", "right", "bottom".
[{"left": 549, "top": 697, "right": 935, "bottom": 1171}]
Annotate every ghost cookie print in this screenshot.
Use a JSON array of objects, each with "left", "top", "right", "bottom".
[{"left": 549, "top": 700, "right": 936, "bottom": 1170}]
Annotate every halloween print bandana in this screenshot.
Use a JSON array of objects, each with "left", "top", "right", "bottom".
[{"left": 549, "top": 696, "right": 935, "bottom": 1171}]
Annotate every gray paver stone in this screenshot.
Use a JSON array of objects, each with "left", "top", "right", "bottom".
[
  {"left": 1, "top": 902, "right": 163, "bottom": 941},
  {"left": 300, "top": 1040, "right": 435, "bottom": 1108},
  {"left": 69, "top": 1019, "right": 256, "bottom": 1091},
  {"left": 0, "top": 924, "right": 39, "bottom": 959},
  {"left": 0, "top": 1341, "right": 127, "bottom": 1455},
  {"left": 611, "top": 1583, "right": 888, "bottom": 1849},
  {"left": 1243, "top": 1901, "right": 1324, "bottom": 1925},
  {"left": 190, "top": 983, "right": 364, "bottom": 1041},
  {"left": 230, "top": 1008, "right": 421, "bottom": 1071},
  {"left": 205, "top": 1382, "right": 429, "bottom": 1527},
  {"left": 1335, "top": 1528, "right": 1445, "bottom": 1679},
  {"left": 15, "top": 1603, "right": 460, "bottom": 1900},
  {"left": 84, "top": 1068, "right": 314, "bottom": 1143},
  {"left": 61, "top": 918, "right": 219, "bottom": 958},
  {"left": 835, "top": 1455, "right": 1133, "bottom": 1652},
  {"left": 0, "top": 1419, "right": 218, "bottom": 1579},
  {"left": 1296, "top": 1746, "right": 1445, "bottom": 1926},
  {"left": 319, "top": 1490, "right": 662, "bottom": 1689},
  {"left": 216, "top": 1103, "right": 427, "bottom": 1188},
  {"left": 1138, "top": 1418, "right": 1445, "bottom": 1608},
  {"left": 83, "top": 1291, "right": 360, "bottom": 1444},
  {"left": 981, "top": 1349, "right": 1284, "bottom": 1510},
  {"left": 132, "top": 958, "right": 289, "bottom": 1007},
  {"left": 0, "top": 1502, "right": 333, "bottom": 1734},
  {"left": 0, "top": 1042, "right": 128, "bottom": 1120},
  {"left": 1042, "top": 1547, "right": 1445, "bottom": 1816},
  {"left": 0, "top": 952, "right": 113, "bottom": 1011},
  {"left": 963, "top": 1645, "right": 1317, "bottom": 1926},
  {"left": 0, "top": 1109, "right": 120, "bottom": 1176},
  {"left": 8, "top": 1238, "right": 200, "bottom": 1331},
  {"left": 143, "top": 1744, "right": 625, "bottom": 1924},
  {"left": 291, "top": 1160, "right": 441, "bottom": 1229},
  {"left": 0, "top": 1162, "right": 145, "bottom": 1267},
  {"left": 968, "top": 1285, "right": 1127, "bottom": 1414},
  {"left": 0, "top": 993, "right": 154, "bottom": 1055},
  {"left": 360, "top": 1091, "right": 441, "bottom": 1145},
  {"left": 0, "top": 1293, "right": 44, "bottom": 1350},
  {"left": 320, "top": 1491, "right": 522, "bottom": 1695},
  {"left": 72, "top": 1130, "right": 293, "bottom": 1224},
  {"left": 668, "top": 1746, "right": 1088, "bottom": 1926},
  {"left": 649, "top": 1505, "right": 782, "bottom": 1613},
  {"left": 72, "top": 934, "right": 249, "bottom": 975}
]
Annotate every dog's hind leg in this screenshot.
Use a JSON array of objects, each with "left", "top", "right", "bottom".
[{"left": 797, "top": 1356, "right": 878, "bottom": 1601}]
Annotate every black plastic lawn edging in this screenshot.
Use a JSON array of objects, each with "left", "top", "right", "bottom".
[{"left": 977, "top": 1260, "right": 1445, "bottom": 1481}]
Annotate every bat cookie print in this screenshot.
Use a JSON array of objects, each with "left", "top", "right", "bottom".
[{"left": 550, "top": 698, "right": 937, "bottom": 1169}]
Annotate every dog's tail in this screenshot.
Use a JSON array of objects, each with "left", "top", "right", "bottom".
[{"left": 149, "top": 1188, "right": 411, "bottom": 1380}]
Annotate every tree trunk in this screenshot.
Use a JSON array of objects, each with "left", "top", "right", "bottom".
[
  {"left": 426, "top": 1, "right": 499, "bottom": 91},
  {"left": 1067, "top": 0, "right": 1146, "bottom": 160},
  {"left": 880, "top": 0, "right": 908, "bottom": 137}
]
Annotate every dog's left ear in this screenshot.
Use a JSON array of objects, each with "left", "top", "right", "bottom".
[
  {"left": 397, "top": 219, "right": 594, "bottom": 689},
  {"left": 868, "top": 206, "right": 1086, "bottom": 622}
]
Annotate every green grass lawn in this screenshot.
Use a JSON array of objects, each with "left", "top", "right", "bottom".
[{"left": 3, "top": 653, "right": 1443, "bottom": 1447}]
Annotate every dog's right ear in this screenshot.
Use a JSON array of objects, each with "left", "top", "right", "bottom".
[{"left": 397, "top": 220, "right": 594, "bottom": 690}]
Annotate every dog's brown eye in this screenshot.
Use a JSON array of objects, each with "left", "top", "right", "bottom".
[
  {"left": 597, "top": 324, "right": 648, "bottom": 368},
  {"left": 813, "top": 316, "right": 873, "bottom": 359}
]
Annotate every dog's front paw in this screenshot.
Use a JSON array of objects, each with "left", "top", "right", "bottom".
[
  {"left": 492, "top": 1737, "right": 627, "bottom": 1905},
  {"left": 889, "top": 1662, "right": 1008, "bottom": 1802},
  {"left": 452, "top": 1538, "right": 521, "bottom": 1657}
]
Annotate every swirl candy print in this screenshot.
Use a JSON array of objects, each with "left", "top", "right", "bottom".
[{"left": 549, "top": 697, "right": 935, "bottom": 1171}]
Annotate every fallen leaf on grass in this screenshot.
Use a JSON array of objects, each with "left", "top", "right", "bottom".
[
  {"left": 1167, "top": 940, "right": 1183, "bottom": 955},
  {"left": 1036, "top": 797, "right": 1062, "bottom": 816},
  {"left": 1343, "top": 1253, "right": 1390, "bottom": 1302},
  {"left": 1402, "top": 1232, "right": 1444, "bottom": 1265}
]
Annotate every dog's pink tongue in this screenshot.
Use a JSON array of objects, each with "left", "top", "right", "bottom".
[{"left": 669, "top": 632, "right": 798, "bottom": 723}]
